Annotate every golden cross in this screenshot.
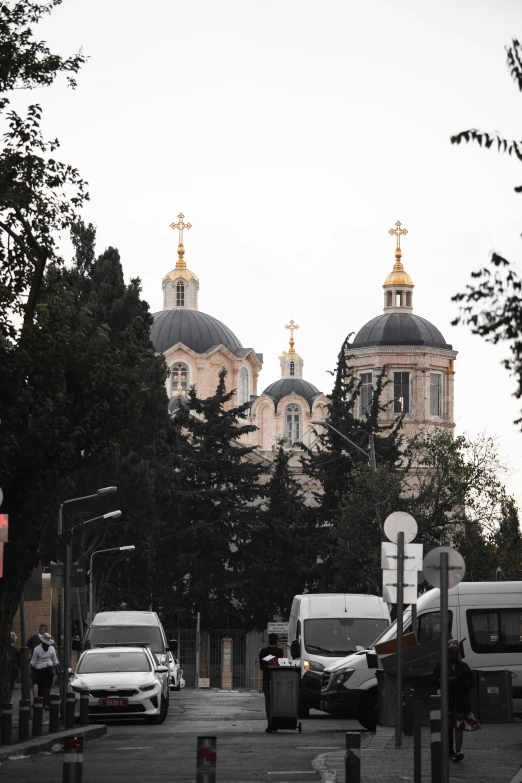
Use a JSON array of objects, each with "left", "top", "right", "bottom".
[
  {"left": 388, "top": 220, "right": 408, "bottom": 250},
  {"left": 170, "top": 213, "right": 192, "bottom": 245},
  {"left": 285, "top": 320, "right": 299, "bottom": 352}
]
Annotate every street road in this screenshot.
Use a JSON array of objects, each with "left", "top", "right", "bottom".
[{"left": 1, "top": 690, "right": 364, "bottom": 782}]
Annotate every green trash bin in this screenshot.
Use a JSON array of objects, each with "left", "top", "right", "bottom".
[
  {"left": 269, "top": 667, "right": 302, "bottom": 732},
  {"left": 477, "top": 670, "right": 513, "bottom": 723}
]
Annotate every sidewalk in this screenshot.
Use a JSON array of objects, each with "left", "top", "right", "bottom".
[{"left": 320, "top": 723, "right": 522, "bottom": 782}]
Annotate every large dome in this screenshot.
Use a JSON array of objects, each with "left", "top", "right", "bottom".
[
  {"left": 262, "top": 378, "right": 321, "bottom": 411},
  {"left": 151, "top": 309, "right": 243, "bottom": 354},
  {"left": 352, "top": 313, "right": 452, "bottom": 350}
]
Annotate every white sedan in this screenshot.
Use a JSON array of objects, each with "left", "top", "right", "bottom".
[
  {"left": 168, "top": 652, "right": 183, "bottom": 692},
  {"left": 70, "top": 645, "right": 170, "bottom": 723}
]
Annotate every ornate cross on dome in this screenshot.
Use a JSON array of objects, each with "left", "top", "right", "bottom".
[
  {"left": 170, "top": 213, "right": 192, "bottom": 245},
  {"left": 388, "top": 220, "right": 408, "bottom": 249},
  {"left": 285, "top": 320, "right": 299, "bottom": 353}
]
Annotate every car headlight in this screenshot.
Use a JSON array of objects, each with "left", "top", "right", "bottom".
[
  {"left": 139, "top": 682, "right": 158, "bottom": 692},
  {"left": 334, "top": 669, "right": 355, "bottom": 685},
  {"left": 303, "top": 660, "right": 324, "bottom": 672}
]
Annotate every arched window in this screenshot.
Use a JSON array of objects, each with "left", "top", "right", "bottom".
[
  {"left": 171, "top": 362, "right": 189, "bottom": 396},
  {"left": 238, "top": 366, "right": 249, "bottom": 406},
  {"left": 285, "top": 403, "right": 301, "bottom": 446},
  {"left": 289, "top": 361, "right": 295, "bottom": 377},
  {"left": 176, "top": 281, "right": 185, "bottom": 307}
]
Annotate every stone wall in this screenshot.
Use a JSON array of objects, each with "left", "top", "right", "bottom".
[{"left": 12, "top": 573, "right": 59, "bottom": 640}]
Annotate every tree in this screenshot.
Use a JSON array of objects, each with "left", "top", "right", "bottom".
[
  {"left": 0, "top": 223, "right": 170, "bottom": 700},
  {"left": 451, "top": 39, "right": 522, "bottom": 427},
  {"left": 159, "top": 369, "right": 265, "bottom": 675},
  {"left": 240, "top": 441, "right": 320, "bottom": 627}
]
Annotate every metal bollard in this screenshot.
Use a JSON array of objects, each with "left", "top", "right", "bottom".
[
  {"left": 50, "top": 694, "right": 61, "bottom": 733},
  {"left": 413, "top": 700, "right": 422, "bottom": 783},
  {"left": 18, "top": 699, "right": 31, "bottom": 742},
  {"left": 63, "top": 735, "right": 83, "bottom": 783},
  {"left": 345, "top": 731, "right": 361, "bottom": 783},
  {"left": 403, "top": 687, "right": 414, "bottom": 736},
  {"left": 65, "top": 691, "right": 76, "bottom": 729},
  {"left": 32, "top": 697, "right": 44, "bottom": 737},
  {"left": 1, "top": 703, "right": 13, "bottom": 746},
  {"left": 196, "top": 736, "right": 217, "bottom": 782},
  {"left": 79, "top": 690, "right": 89, "bottom": 726},
  {"left": 429, "top": 695, "right": 441, "bottom": 783}
]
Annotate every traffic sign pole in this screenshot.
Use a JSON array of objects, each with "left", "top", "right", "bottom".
[
  {"left": 440, "top": 551, "right": 450, "bottom": 783},
  {"left": 395, "top": 531, "right": 405, "bottom": 748}
]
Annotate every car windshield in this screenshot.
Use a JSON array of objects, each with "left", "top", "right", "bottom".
[
  {"left": 304, "top": 618, "right": 389, "bottom": 656},
  {"left": 77, "top": 651, "right": 151, "bottom": 673},
  {"left": 86, "top": 626, "right": 163, "bottom": 653}
]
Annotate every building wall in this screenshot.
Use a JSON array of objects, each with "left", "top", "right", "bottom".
[
  {"left": 162, "top": 275, "right": 199, "bottom": 310},
  {"left": 12, "top": 574, "right": 59, "bottom": 641},
  {"left": 348, "top": 345, "right": 457, "bottom": 438}
]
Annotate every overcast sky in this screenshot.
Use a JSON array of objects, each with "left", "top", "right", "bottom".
[{"left": 26, "top": 0, "right": 522, "bottom": 502}]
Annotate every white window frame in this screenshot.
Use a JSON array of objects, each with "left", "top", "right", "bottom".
[
  {"left": 289, "top": 360, "right": 295, "bottom": 377},
  {"left": 238, "top": 366, "right": 249, "bottom": 407},
  {"left": 171, "top": 361, "right": 190, "bottom": 396},
  {"left": 359, "top": 372, "right": 373, "bottom": 416},
  {"left": 176, "top": 281, "right": 185, "bottom": 307},
  {"left": 285, "top": 403, "right": 302, "bottom": 447},
  {"left": 429, "top": 372, "right": 442, "bottom": 417}
]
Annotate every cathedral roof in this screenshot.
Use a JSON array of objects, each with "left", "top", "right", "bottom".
[
  {"left": 151, "top": 309, "right": 244, "bottom": 355},
  {"left": 352, "top": 313, "right": 452, "bottom": 350},
  {"left": 261, "top": 378, "right": 322, "bottom": 411}
]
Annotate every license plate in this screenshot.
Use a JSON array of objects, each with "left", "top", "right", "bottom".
[{"left": 100, "top": 698, "right": 128, "bottom": 707}]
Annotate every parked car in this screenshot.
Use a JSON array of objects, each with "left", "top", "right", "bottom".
[
  {"left": 84, "top": 611, "right": 171, "bottom": 669},
  {"left": 70, "top": 645, "right": 170, "bottom": 723},
  {"left": 168, "top": 651, "right": 183, "bottom": 692},
  {"left": 288, "top": 593, "right": 391, "bottom": 716},
  {"left": 320, "top": 581, "right": 522, "bottom": 730}
]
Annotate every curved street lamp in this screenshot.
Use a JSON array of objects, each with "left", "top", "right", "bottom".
[{"left": 88, "top": 545, "right": 136, "bottom": 621}]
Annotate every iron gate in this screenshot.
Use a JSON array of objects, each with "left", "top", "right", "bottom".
[{"left": 209, "top": 629, "right": 247, "bottom": 689}]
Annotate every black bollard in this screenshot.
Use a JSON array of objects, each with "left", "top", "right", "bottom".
[
  {"left": 18, "top": 699, "right": 31, "bottom": 742},
  {"left": 49, "top": 694, "right": 61, "bottom": 733},
  {"left": 413, "top": 700, "right": 422, "bottom": 783},
  {"left": 65, "top": 692, "right": 76, "bottom": 729},
  {"left": 62, "top": 735, "right": 83, "bottom": 783},
  {"left": 429, "top": 694, "right": 441, "bottom": 783},
  {"left": 79, "top": 690, "right": 89, "bottom": 726},
  {"left": 345, "top": 731, "right": 361, "bottom": 783},
  {"left": 403, "top": 687, "right": 414, "bottom": 736},
  {"left": 1, "top": 703, "right": 13, "bottom": 746},
  {"left": 32, "top": 696, "right": 44, "bottom": 738},
  {"left": 196, "top": 736, "right": 217, "bottom": 783}
]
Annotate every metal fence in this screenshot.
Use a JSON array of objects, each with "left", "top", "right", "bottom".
[{"left": 165, "top": 627, "right": 247, "bottom": 689}]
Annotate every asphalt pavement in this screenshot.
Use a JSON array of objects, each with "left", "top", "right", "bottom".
[{"left": 1, "top": 688, "right": 521, "bottom": 782}]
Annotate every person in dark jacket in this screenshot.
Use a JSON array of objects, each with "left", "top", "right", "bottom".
[
  {"left": 8, "top": 632, "right": 20, "bottom": 701},
  {"left": 432, "top": 639, "right": 475, "bottom": 763},
  {"left": 259, "top": 633, "right": 285, "bottom": 732}
]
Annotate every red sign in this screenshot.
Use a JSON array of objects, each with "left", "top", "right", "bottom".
[
  {"left": 0, "top": 542, "right": 3, "bottom": 578},
  {"left": 0, "top": 514, "right": 8, "bottom": 543}
]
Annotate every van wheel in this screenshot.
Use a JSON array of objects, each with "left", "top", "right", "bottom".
[{"left": 357, "top": 690, "right": 378, "bottom": 732}]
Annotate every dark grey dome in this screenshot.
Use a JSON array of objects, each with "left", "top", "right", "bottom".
[
  {"left": 151, "top": 309, "right": 243, "bottom": 354},
  {"left": 262, "top": 378, "right": 321, "bottom": 411},
  {"left": 352, "top": 313, "right": 452, "bottom": 350}
]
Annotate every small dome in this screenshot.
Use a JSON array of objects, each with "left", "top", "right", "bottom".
[
  {"left": 262, "top": 378, "right": 321, "bottom": 411},
  {"left": 384, "top": 269, "right": 413, "bottom": 286},
  {"left": 151, "top": 309, "right": 243, "bottom": 354},
  {"left": 352, "top": 313, "right": 452, "bottom": 350}
]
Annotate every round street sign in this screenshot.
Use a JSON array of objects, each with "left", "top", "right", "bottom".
[
  {"left": 384, "top": 511, "right": 418, "bottom": 544},
  {"left": 423, "top": 546, "right": 466, "bottom": 589}
]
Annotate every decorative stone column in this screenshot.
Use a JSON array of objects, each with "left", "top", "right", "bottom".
[{"left": 221, "top": 637, "right": 233, "bottom": 690}]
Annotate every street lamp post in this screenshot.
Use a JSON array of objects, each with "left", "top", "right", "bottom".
[
  {"left": 311, "top": 419, "right": 376, "bottom": 469},
  {"left": 58, "top": 487, "right": 117, "bottom": 713},
  {"left": 88, "top": 545, "right": 135, "bottom": 621}
]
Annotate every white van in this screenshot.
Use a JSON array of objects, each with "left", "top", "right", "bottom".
[
  {"left": 320, "top": 581, "right": 522, "bottom": 729},
  {"left": 288, "top": 593, "right": 391, "bottom": 716},
  {"left": 84, "top": 611, "right": 172, "bottom": 668}
]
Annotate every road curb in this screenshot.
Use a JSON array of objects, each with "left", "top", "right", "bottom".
[
  {"left": 0, "top": 724, "right": 107, "bottom": 763},
  {"left": 312, "top": 751, "right": 337, "bottom": 783}
]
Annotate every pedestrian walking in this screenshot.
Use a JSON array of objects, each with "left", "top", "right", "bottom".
[
  {"left": 432, "top": 638, "right": 480, "bottom": 763},
  {"left": 28, "top": 622, "right": 50, "bottom": 698},
  {"left": 259, "top": 633, "right": 284, "bottom": 733},
  {"left": 30, "top": 632, "right": 59, "bottom": 709},
  {"left": 8, "top": 631, "right": 20, "bottom": 700}
]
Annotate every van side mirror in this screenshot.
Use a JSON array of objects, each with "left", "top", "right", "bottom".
[
  {"left": 169, "top": 639, "right": 178, "bottom": 653},
  {"left": 290, "top": 640, "right": 300, "bottom": 660}
]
